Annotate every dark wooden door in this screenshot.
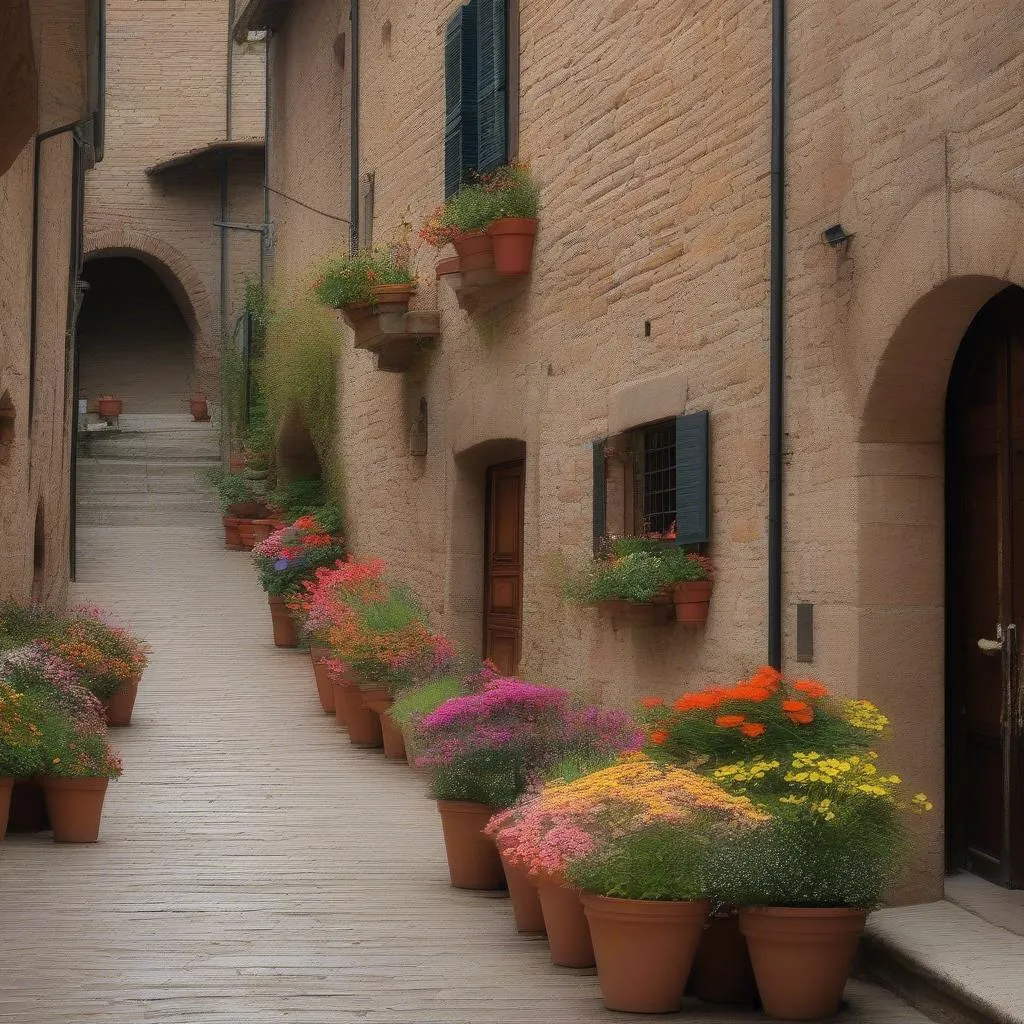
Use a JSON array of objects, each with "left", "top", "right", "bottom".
[
  {"left": 948, "top": 286, "right": 1024, "bottom": 888},
  {"left": 483, "top": 460, "right": 524, "bottom": 675}
]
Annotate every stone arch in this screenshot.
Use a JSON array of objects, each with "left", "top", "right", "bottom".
[
  {"left": 84, "top": 228, "right": 219, "bottom": 396},
  {"left": 848, "top": 186, "right": 1024, "bottom": 899}
]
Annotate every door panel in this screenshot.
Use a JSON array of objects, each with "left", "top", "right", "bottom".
[
  {"left": 484, "top": 460, "right": 524, "bottom": 675},
  {"left": 948, "top": 286, "right": 1024, "bottom": 887}
]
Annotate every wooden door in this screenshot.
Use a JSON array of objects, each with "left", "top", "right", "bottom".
[
  {"left": 483, "top": 460, "right": 524, "bottom": 675},
  {"left": 948, "top": 286, "right": 1024, "bottom": 887}
]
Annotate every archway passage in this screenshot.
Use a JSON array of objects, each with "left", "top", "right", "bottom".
[
  {"left": 947, "top": 284, "right": 1024, "bottom": 888},
  {"left": 77, "top": 256, "right": 194, "bottom": 414}
]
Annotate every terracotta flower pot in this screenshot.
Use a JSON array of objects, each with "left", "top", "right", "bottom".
[
  {"left": 360, "top": 687, "right": 407, "bottom": 760},
  {"left": 96, "top": 395, "right": 122, "bottom": 418},
  {"left": 435, "top": 255, "right": 461, "bottom": 279},
  {"left": 0, "top": 776, "right": 13, "bottom": 840},
  {"left": 268, "top": 595, "right": 299, "bottom": 648},
  {"left": 371, "top": 283, "right": 415, "bottom": 316},
  {"left": 189, "top": 394, "right": 210, "bottom": 421},
  {"left": 690, "top": 909, "right": 758, "bottom": 1006},
  {"left": 236, "top": 520, "right": 257, "bottom": 550},
  {"left": 436, "top": 800, "right": 506, "bottom": 890},
  {"left": 337, "top": 680, "right": 382, "bottom": 747},
  {"left": 534, "top": 871, "right": 594, "bottom": 967},
  {"left": 222, "top": 515, "right": 244, "bottom": 550},
  {"left": 487, "top": 217, "right": 537, "bottom": 275},
  {"left": 582, "top": 895, "right": 710, "bottom": 1013},
  {"left": 452, "top": 231, "right": 493, "bottom": 263},
  {"left": 251, "top": 518, "right": 279, "bottom": 545},
  {"left": 596, "top": 593, "right": 675, "bottom": 625},
  {"left": 326, "top": 668, "right": 350, "bottom": 730},
  {"left": 6, "top": 779, "right": 50, "bottom": 833},
  {"left": 40, "top": 776, "right": 110, "bottom": 843},
  {"left": 105, "top": 676, "right": 139, "bottom": 727},
  {"left": 739, "top": 906, "right": 867, "bottom": 1021},
  {"left": 309, "top": 647, "right": 336, "bottom": 714},
  {"left": 672, "top": 579, "right": 713, "bottom": 625},
  {"left": 499, "top": 853, "right": 545, "bottom": 934}
]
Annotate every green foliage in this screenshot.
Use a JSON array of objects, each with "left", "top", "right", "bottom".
[
  {"left": 446, "top": 163, "right": 539, "bottom": 231},
  {"left": 204, "top": 469, "right": 257, "bottom": 512},
  {"left": 430, "top": 754, "right": 535, "bottom": 809},
  {"left": 312, "top": 246, "right": 414, "bottom": 309},
  {"left": 0, "top": 602, "right": 67, "bottom": 651},
  {"left": 566, "top": 822, "right": 712, "bottom": 901},
  {"left": 389, "top": 676, "right": 467, "bottom": 729},
  {"left": 0, "top": 684, "right": 50, "bottom": 777},
  {"left": 268, "top": 478, "right": 328, "bottom": 520}
]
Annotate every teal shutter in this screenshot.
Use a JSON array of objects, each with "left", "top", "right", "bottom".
[
  {"left": 475, "top": 0, "right": 507, "bottom": 173},
  {"left": 444, "top": 2, "right": 478, "bottom": 199},
  {"left": 674, "top": 411, "right": 710, "bottom": 546},
  {"left": 592, "top": 440, "right": 607, "bottom": 552}
]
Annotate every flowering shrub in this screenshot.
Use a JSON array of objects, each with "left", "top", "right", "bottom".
[
  {"left": 565, "top": 537, "right": 713, "bottom": 605},
  {"left": 419, "top": 162, "right": 539, "bottom": 247},
  {"left": 313, "top": 244, "right": 415, "bottom": 309},
  {"left": 416, "top": 677, "right": 644, "bottom": 808},
  {"left": 0, "top": 681, "right": 46, "bottom": 777},
  {"left": 639, "top": 667, "right": 889, "bottom": 767},
  {"left": 252, "top": 513, "right": 346, "bottom": 598},
  {"left": 287, "top": 556, "right": 388, "bottom": 641}
]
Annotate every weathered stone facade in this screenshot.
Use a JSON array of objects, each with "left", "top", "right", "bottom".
[{"left": 246, "top": 0, "right": 1024, "bottom": 899}]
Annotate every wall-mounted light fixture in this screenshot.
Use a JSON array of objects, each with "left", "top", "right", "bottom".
[
  {"left": 821, "top": 224, "right": 854, "bottom": 252},
  {"left": 409, "top": 397, "right": 428, "bottom": 456}
]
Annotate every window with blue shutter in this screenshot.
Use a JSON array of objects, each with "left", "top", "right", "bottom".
[
  {"left": 444, "top": 2, "right": 478, "bottom": 199},
  {"left": 475, "top": 0, "right": 507, "bottom": 174}
]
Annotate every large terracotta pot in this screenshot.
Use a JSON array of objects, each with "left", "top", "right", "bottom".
[
  {"left": 740, "top": 906, "right": 867, "bottom": 1020},
  {"left": 337, "top": 680, "right": 382, "bottom": 747},
  {"left": 268, "top": 596, "right": 299, "bottom": 648},
  {"left": 534, "top": 872, "right": 594, "bottom": 967},
  {"left": 487, "top": 217, "right": 537, "bottom": 275},
  {"left": 40, "top": 776, "right": 110, "bottom": 843},
  {"left": 6, "top": 779, "right": 50, "bottom": 832},
  {"left": 582, "top": 895, "right": 710, "bottom": 1013},
  {"left": 690, "top": 909, "right": 758, "bottom": 1005},
  {"left": 309, "top": 647, "right": 335, "bottom": 714},
  {"left": 237, "top": 520, "right": 257, "bottom": 550},
  {"left": 361, "top": 688, "right": 406, "bottom": 760},
  {"left": 222, "top": 515, "right": 244, "bottom": 550},
  {"left": 251, "top": 519, "right": 279, "bottom": 545},
  {"left": 105, "top": 677, "right": 139, "bottom": 727},
  {"left": 436, "top": 800, "right": 506, "bottom": 890},
  {"left": 671, "top": 579, "right": 713, "bottom": 625},
  {"left": 499, "top": 852, "right": 545, "bottom": 934},
  {"left": 0, "top": 776, "right": 13, "bottom": 839}
]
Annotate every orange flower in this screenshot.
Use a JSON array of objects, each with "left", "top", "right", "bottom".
[
  {"left": 793, "top": 680, "right": 829, "bottom": 699},
  {"left": 749, "top": 666, "right": 782, "bottom": 692},
  {"left": 674, "top": 690, "right": 726, "bottom": 712},
  {"left": 649, "top": 729, "right": 669, "bottom": 745},
  {"left": 640, "top": 697, "right": 665, "bottom": 709},
  {"left": 787, "top": 709, "right": 814, "bottom": 725},
  {"left": 715, "top": 715, "right": 746, "bottom": 729},
  {"left": 781, "top": 700, "right": 810, "bottom": 713},
  {"left": 729, "top": 684, "right": 773, "bottom": 702},
  {"left": 739, "top": 722, "right": 766, "bottom": 738}
]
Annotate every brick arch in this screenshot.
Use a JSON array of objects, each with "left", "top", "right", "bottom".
[{"left": 84, "top": 228, "right": 219, "bottom": 395}]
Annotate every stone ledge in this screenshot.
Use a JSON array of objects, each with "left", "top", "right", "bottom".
[{"left": 607, "top": 367, "right": 688, "bottom": 435}]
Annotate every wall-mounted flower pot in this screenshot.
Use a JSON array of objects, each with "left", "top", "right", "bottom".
[
  {"left": 672, "top": 580, "right": 713, "bottom": 625},
  {"left": 105, "top": 676, "right": 140, "bottom": 727},
  {"left": 487, "top": 217, "right": 537, "bottom": 275},
  {"left": 338, "top": 303, "right": 441, "bottom": 374},
  {"left": 40, "top": 776, "right": 109, "bottom": 843},
  {"left": 436, "top": 800, "right": 507, "bottom": 890},
  {"left": 437, "top": 239, "right": 529, "bottom": 315},
  {"left": 97, "top": 395, "right": 122, "bottom": 419},
  {"left": 190, "top": 394, "right": 210, "bottom": 421},
  {"left": 452, "top": 231, "right": 494, "bottom": 268},
  {"left": 596, "top": 593, "right": 675, "bottom": 625},
  {"left": 268, "top": 595, "right": 299, "bottom": 648}
]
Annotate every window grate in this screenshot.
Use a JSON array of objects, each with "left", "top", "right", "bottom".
[{"left": 642, "top": 421, "right": 676, "bottom": 538}]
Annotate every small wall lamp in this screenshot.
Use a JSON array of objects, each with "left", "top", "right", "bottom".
[
  {"left": 409, "top": 397, "right": 428, "bottom": 456},
  {"left": 821, "top": 224, "right": 854, "bottom": 251}
]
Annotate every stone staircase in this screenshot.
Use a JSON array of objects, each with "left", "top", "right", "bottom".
[{"left": 75, "top": 414, "right": 221, "bottom": 527}]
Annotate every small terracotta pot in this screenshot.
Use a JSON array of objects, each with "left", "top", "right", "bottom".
[
  {"left": 97, "top": 396, "right": 122, "bottom": 418},
  {"left": 487, "top": 217, "right": 537, "bottom": 275},
  {"left": 189, "top": 394, "right": 210, "bottom": 421},
  {"left": 436, "top": 800, "right": 506, "bottom": 890},
  {"left": 582, "top": 895, "right": 710, "bottom": 1013},
  {"left": 337, "top": 680, "right": 382, "bottom": 747},
  {"left": 268, "top": 595, "right": 299, "bottom": 648},
  {"left": 740, "top": 906, "right": 866, "bottom": 1021},
  {"left": 222, "top": 515, "right": 244, "bottom": 550},
  {"left": 360, "top": 687, "right": 407, "bottom": 760},
  {"left": 309, "top": 647, "right": 336, "bottom": 714},
  {"left": 326, "top": 668, "right": 350, "bottom": 730},
  {"left": 690, "top": 909, "right": 758, "bottom": 1005},
  {"left": 6, "top": 779, "right": 50, "bottom": 833},
  {"left": 534, "top": 872, "right": 594, "bottom": 967},
  {"left": 40, "top": 776, "right": 110, "bottom": 843},
  {"left": 0, "top": 776, "right": 13, "bottom": 839},
  {"left": 596, "top": 593, "right": 675, "bottom": 625},
  {"left": 672, "top": 580, "right": 713, "bottom": 625},
  {"left": 435, "top": 255, "right": 461, "bottom": 279},
  {"left": 371, "top": 283, "right": 415, "bottom": 316},
  {"left": 105, "top": 677, "right": 139, "bottom": 727},
  {"left": 499, "top": 852, "right": 546, "bottom": 934},
  {"left": 452, "top": 232, "right": 493, "bottom": 261}
]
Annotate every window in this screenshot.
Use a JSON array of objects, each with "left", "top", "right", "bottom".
[
  {"left": 444, "top": 0, "right": 516, "bottom": 198},
  {"left": 593, "top": 411, "right": 710, "bottom": 551}
]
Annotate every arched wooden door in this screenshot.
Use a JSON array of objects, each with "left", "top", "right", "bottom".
[
  {"left": 483, "top": 460, "right": 524, "bottom": 675},
  {"left": 947, "top": 285, "right": 1024, "bottom": 888}
]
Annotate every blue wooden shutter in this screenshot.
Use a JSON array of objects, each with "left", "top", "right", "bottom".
[
  {"left": 592, "top": 440, "right": 607, "bottom": 553},
  {"left": 475, "top": 0, "right": 507, "bottom": 173},
  {"left": 444, "top": 2, "right": 478, "bottom": 199},
  {"left": 674, "top": 411, "right": 710, "bottom": 546}
]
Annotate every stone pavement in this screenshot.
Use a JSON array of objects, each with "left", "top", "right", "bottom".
[{"left": 0, "top": 419, "right": 935, "bottom": 1023}]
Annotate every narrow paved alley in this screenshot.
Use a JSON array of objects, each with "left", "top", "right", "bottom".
[{"left": 0, "top": 420, "right": 934, "bottom": 1023}]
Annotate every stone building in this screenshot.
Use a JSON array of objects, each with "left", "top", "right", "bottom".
[
  {"left": 237, "top": 0, "right": 1024, "bottom": 898},
  {"left": 81, "top": 0, "right": 267, "bottom": 413},
  {"left": 0, "top": 0, "right": 104, "bottom": 607}
]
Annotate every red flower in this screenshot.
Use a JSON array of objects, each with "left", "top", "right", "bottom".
[
  {"left": 793, "top": 680, "right": 829, "bottom": 699},
  {"left": 739, "top": 722, "right": 766, "bottom": 738},
  {"left": 649, "top": 729, "right": 669, "bottom": 745},
  {"left": 715, "top": 715, "right": 746, "bottom": 729}
]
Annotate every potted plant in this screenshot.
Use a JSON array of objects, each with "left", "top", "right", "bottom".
[
  {"left": 565, "top": 537, "right": 714, "bottom": 625},
  {"left": 0, "top": 679, "right": 47, "bottom": 839},
  {"left": 388, "top": 674, "right": 468, "bottom": 770},
  {"left": 206, "top": 469, "right": 269, "bottom": 550},
  {"left": 96, "top": 394, "right": 122, "bottom": 419},
  {"left": 190, "top": 393, "right": 210, "bottom": 421},
  {"left": 314, "top": 244, "right": 417, "bottom": 321}
]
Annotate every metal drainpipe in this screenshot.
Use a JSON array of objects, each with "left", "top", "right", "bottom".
[
  {"left": 349, "top": 0, "right": 360, "bottom": 254},
  {"left": 767, "top": 0, "right": 786, "bottom": 669},
  {"left": 261, "top": 29, "right": 271, "bottom": 285}
]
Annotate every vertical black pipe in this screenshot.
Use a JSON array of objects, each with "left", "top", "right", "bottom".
[
  {"left": 349, "top": 0, "right": 360, "bottom": 254},
  {"left": 219, "top": 156, "right": 229, "bottom": 343},
  {"left": 261, "top": 30, "right": 271, "bottom": 285},
  {"left": 768, "top": 0, "right": 786, "bottom": 669}
]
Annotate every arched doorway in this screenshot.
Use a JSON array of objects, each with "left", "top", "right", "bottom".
[
  {"left": 946, "top": 284, "right": 1024, "bottom": 888},
  {"left": 77, "top": 256, "right": 194, "bottom": 414}
]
